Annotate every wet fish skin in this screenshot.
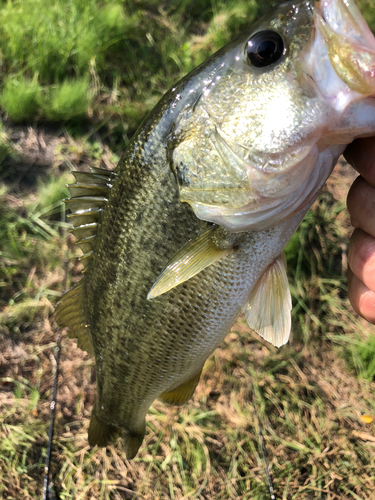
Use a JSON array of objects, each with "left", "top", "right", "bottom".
[{"left": 55, "top": 0, "right": 375, "bottom": 459}]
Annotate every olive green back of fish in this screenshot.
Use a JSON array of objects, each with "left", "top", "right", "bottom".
[{"left": 56, "top": 50, "right": 302, "bottom": 462}]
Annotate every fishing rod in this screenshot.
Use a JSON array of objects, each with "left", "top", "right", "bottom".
[
  {"left": 251, "top": 377, "right": 276, "bottom": 500},
  {"left": 258, "top": 425, "right": 276, "bottom": 500},
  {"left": 42, "top": 330, "right": 62, "bottom": 500},
  {"left": 43, "top": 234, "right": 69, "bottom": 500}
]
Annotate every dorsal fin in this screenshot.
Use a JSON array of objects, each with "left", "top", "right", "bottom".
[
  {"left": 65, "top": 167, "right": 116, "bottom": 269},
  {"left": 55, "top": 280, "right": 94, "bottom": 355},
  {"left": 55, "top": 167, "right": 116, "bottom": 354}
]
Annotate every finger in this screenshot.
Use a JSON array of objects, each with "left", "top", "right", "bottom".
[
  {"left": 348, "top": 267, "right": 375, "bottom": 324},
  {"left": 348, "top": 228, "right": 375, "bottom": 293},
  {"left": 344, "top": 137, "right": 375, "bottom": 187},
  {"left": 347, "top": 176, "right": 375, "bottom": 236}
]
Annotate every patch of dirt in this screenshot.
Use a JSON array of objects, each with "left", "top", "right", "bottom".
[
  {"left": 324, "top": 155, "right": 358, "bottom": 202},
  {"left": 0, "top": 124, "right": 118, "bottom": 193},
  {"left": 3, "top": 312, "right": 374, "bottom": 499},
  {"left": 0, "top": 126, "right": 62, "bottom": 190}
]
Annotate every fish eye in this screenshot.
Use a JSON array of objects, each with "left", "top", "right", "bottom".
[{"left": 245, "top": 30, "right": 285, "bottom": 68}]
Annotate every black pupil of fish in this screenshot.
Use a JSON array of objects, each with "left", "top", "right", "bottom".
[{"left": 246, "top": 31, "right": 284, "bottom": 68}]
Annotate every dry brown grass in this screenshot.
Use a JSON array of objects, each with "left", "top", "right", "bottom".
[{"left": 1, "top": 299, "right": 375, "bottom": 499}]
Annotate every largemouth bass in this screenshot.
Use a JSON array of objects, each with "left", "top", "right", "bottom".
[{"left": 56, "top": 0, "right": 375, "bottom": 459}]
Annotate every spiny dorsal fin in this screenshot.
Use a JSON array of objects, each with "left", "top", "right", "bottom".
[
  {"left": 89, "top": 166, "right": 115, "bottom": 176},
  {"left": 55, "top": 280, "right": 94, "bottom": 355},
  {"left": 55, "top": 167, "right": 116, "bottom": 353},
  {"left": 65, "top": 196, "right": 109, "bottom": 212},
  {"left": 65, "top": 167, "right": 116, "bottom": 269},
  {"left": 70, "top": 222, "right": 98, "bottom": 241},
  {"left": 75, "top": 235, "right": 95, "bottom": 254},
  {"left": 243, "top": 253, "right": 292, "bottom": 348},
  {"left": 147, "top": 226, "right": 231, "bottom": 299}
]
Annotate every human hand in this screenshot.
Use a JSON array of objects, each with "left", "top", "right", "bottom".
[{"left": 345, "top": 137, "right": 375, "bottom": 324}]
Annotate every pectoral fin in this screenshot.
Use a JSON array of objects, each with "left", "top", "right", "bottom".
[
  {"left": 243, "top": 253, "right": 292, "bottom": 348},
  {"left": 147, "top": 226, "right": 230, "bottom": 299},
  {"left": 159, "top": 369, "right": 203, "bottom": 406}
]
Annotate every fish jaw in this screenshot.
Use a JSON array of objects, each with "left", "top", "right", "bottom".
[{"left": 307, "top": 0, "right": 375, "bottom": 110}]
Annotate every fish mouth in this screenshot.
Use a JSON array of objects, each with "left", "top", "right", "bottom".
[{"left": 312, "top": 0, "right": 375, "bottom": 101}]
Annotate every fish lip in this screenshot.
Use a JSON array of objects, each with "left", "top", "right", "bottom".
[
  {"left": 313, "top": 0, "right": 375, "bottom": 96},
  {"left": 315, "top": 0, "right": 375, "bottom": 48}
]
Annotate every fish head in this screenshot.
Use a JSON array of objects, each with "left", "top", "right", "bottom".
[{"left": 169, "top": 0, "right": 375, "bottom": 231}]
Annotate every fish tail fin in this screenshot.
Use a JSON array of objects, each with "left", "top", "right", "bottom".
[
  {"left": 88, "top": 404, "right": 145, "bottom": 459},
  {"left": 88, "top": 406, "right": 119, "bottom": 448},
  {"left": 121, "top": 426, "right": 146, "bottom": 460}
]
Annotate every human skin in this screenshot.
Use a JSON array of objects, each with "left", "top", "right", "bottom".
[{"left": 345, "top": 137, "right": 375, "bottom": 324}]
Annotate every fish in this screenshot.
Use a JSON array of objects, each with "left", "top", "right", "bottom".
[{"left": 55, "top": 0, "right": 375, "bottom": 459}]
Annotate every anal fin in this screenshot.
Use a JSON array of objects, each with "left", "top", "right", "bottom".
[
  {"left": 243, "top": 253, "right": 292, "bottom": 348},
  {"left": 159, "top": 369, "right": 202, "bottom": 406}
]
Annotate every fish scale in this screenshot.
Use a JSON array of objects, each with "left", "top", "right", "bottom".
[{"left": 56, "top": 0, "right": 375, "bottom": 458}]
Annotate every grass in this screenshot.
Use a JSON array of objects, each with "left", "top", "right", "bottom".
[
  {"left": 0, "top": 0, "right": 284, "bottom": 130},
  {"left": 1, "top": 302, "right": 375, "bottom": 499},
  {"left": 42, "top": 79, "right": 93, "bottom": 122},
  {"left": 0, "top": 0, "right": 372, "bottom": 133},
  {"left": 0, "top": 0, "right": 375, "bottom": 499},
  {"left": 0, "top": 169, "right": 73, "bottom": 350},
  {"left": 0, "top": 77, "right": 42, "bottom": 123}
]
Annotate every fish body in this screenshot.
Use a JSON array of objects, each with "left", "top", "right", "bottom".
[{"left": 56, "top": 0, "right": 375, "bottom": 458}]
